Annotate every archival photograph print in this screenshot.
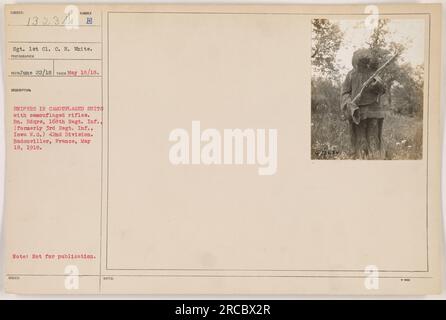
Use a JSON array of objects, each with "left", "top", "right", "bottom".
[{"left": 311, "top": 18, "right": 425, "bottom": 160}]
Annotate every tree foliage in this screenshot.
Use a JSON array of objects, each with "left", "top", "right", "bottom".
[
  {"left": 392, "top": 64, "right": 424, "bottom": 116},
  {"left": 311, "top": 19, "right": 343, "bottom": 77},
  {"left": 366, "top": 19, "right": 423, "bottom": 116}
]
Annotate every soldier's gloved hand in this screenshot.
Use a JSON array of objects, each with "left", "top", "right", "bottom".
[{"left": 369, "top": 75, "right": 386, "bottom": 93}]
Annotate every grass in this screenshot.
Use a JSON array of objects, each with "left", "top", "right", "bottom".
[{"left": 311, "top": 110, "right": 423, "bottom": 160}]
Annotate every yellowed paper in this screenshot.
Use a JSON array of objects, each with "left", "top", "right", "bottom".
[{"left": 3, "top": 3, "right": 443, "bottom": 294}]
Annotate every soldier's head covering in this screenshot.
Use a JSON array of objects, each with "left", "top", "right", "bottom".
[{"left": 352, "top": 48, "right": 379, "bottom": 72}]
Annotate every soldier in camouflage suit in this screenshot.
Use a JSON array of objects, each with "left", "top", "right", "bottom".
[{"left": 341, "top": 48, "right": 387, "bottom": 159}]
